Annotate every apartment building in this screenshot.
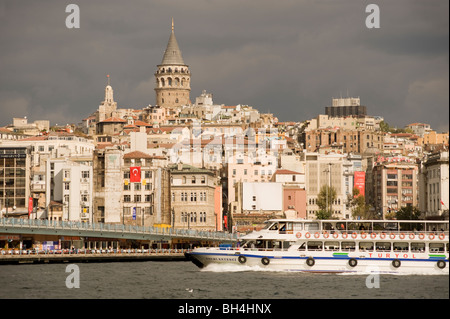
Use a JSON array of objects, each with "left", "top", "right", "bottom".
[
  {"left": 169, "top": 163, "right": 221, "bottom": 231},
  {"left": 371, "top": 156, "right": 418, "bottom": 218},
  {"left": 0, "top": 147, "right": 32, "bottom": 216}
]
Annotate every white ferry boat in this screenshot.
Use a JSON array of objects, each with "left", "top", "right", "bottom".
[{"left": 186, "top": 219, "right": 449, "bottom": 274}]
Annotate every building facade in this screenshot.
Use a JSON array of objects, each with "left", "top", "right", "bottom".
[{"left": 170, "top": 164, "right": 220, "bottom": 231}]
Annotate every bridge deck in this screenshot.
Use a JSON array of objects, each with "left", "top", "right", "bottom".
[{"left": 0, "top": 218, "right": 237, "bottom": 242}]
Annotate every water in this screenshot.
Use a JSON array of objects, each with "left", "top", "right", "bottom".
[{"left": 0, "top": 261, "right": 447, "bottom": 299}]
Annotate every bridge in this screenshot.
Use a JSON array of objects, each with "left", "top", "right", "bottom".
[{"left": 0, "top": 217, "right": 238, "bottom": 244}]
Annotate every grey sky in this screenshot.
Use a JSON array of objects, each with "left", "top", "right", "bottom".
[{"left": 0, "top": 0, "right": 448, "bottom": 132}]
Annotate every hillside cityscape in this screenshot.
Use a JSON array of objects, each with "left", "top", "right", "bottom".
[{"left": 0, "top": 21, "right": 448, "bottom": 240}]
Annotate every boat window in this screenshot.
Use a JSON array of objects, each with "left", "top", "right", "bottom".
[
  {"left": 324, "top": 241, "right": 339, "bottom": 251},
  {"left": 262, "top": 222, "right": 272, "bottom": 230},
  {"left": 393, "top": 242, "right": 409, "bottom": 252},
  {"left": 304, "top": 222, "right": 319, "bottom": 231},
  {"left": 279, "top": 223, "right": 286, "bottom": 232},
  {"left": 307, "top": 241, "right": 323, "bottom": 251},
  {"left": 376, "top": 242, "right": 391, "bottom": 251},
  {"left": 269, "top": 223, "right": 279, "bottom": 231},
  {"left": 341, "top": 241, "right": 355, "bottom": 252},
  {"left": 298, "top": 242, "right": 306, "bottom": 251},
  {"left": 293, "top": 223, "right": 303, "bottom": 231},
  {"left": 359, "top": 242, "right": 374, "bottom": 251},
  {"left": 411, "top": 242, "right": 425, "bottom": 252},
  {"left": 268, "top": 241, "right": 283, "bottom": 250},
  {"left": 429, "top": 243, "right": 445, "bottom": 252},
  {"left": 447, "top": 243, "right": 449, "bottom": 253}
]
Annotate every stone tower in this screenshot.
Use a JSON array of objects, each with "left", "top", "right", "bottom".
[
  {"left": 154, "top": 19, "right": 191, "bottom": 110},
  {"left": 97, "top": 75, "right": 117, "bottom": 123}
]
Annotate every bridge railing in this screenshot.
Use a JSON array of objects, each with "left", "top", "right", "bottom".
[{"left": 0, "top": 217, "right": 237, "bottom": 241}]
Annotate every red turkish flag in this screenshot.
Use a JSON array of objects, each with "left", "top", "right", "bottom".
[{"left": 130, "top": 167, "right": 141, "bottom": 182}]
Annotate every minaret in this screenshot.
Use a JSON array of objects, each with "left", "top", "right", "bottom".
[{"left": 154, "top": 19, "right": 191, "bottom": 110}]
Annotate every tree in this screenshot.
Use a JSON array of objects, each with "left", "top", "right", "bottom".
[
  {"left": 395, "top": 206, "right": 422, "bottom": 220},
  {"left": 316, "top": 185, "right": 337, "bottom": 219},
  {"left": 316, "top": 209, "right": 332, "bottom": 220},
  {"left": 348, "top": 187, "right": 371, "bottom": 219}
]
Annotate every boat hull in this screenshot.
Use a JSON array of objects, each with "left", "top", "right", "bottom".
[{"left": 187, "top": 248, "right": 449, "bottom": 275}]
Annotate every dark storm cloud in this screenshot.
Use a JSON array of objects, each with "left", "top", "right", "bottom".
[{"left": 0, "top": 0, "right": 448, "bottom": 132}]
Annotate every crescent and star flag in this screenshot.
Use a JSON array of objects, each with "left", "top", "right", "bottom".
[{"left": 130, "top": 167, "right": 141, "bottom": 183}]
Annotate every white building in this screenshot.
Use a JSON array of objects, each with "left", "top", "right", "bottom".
[
  {"left": 304, "top": 152, "right": 349, "bottom": 219},
  {"left": 241, "top": 182, "right": 283, "bottom": 212},
  {"left": 419, "top": 150, "right": 449, "bottom": 218},
  {"left": 46, "top": 159, "right": 93, "bottom": 222}
]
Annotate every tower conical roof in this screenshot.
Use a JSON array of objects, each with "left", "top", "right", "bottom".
[{"left": 160, "top": 20, "right": 185, "bottom": 66}]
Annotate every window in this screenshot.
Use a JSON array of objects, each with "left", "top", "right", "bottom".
[
  {"left": 191, "top": 176, "right": 196, "bottom": 184},
  {"left": 134, "top": 183, "right": 141, "bottom": 191},
  {"left": 190, "top": 192, "right": 197, "bottom": 202},
  {"left": 430, "top": 243, "right": 445, "bottom": 252},
  {"left": 201, "top": 176, "right": 206, "bottom": 184},
  {"left": 307, "top": 241, "right": 323, "bottom": 251},
  {"left": 341, "top": 242, "right": 355, "bottom": 251},
  {"left": 172, "top": 193, "right": 175, "bottom": 202},
  {"left": 64, "top": 182, "right": 70, "bottom": 190},
  {"left": 324, "top": 241, "right": 340, "bottom": 251},
  {"left": 411, "top": 243, "right": 425, "bottom": 252},
  {"left": 393, "top": 242, "right": 409, "bottom": 252},
  {"left": 376, "top": 242, "right": 391, "bottom": 251},
  {"left": 359, "top": 242, "right": 374, "bottom": 251},
  {"left": 134, "top": 195, "right": 141, "bottom": 202},
  {"left": 82, "top": 171, "right": 90, "bottom": 178},
  {"left": 145, "top": 194, "right": 151, "bottom": 202},
  {"left": 124, "top": 195, "right": 131, "bottom": 202}
]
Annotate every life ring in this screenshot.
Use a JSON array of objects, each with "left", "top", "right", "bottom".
[
  {"left": 439, "top": 233, "right": 445, "bottom": 240},
  {"left": 305, "top": 232, "right": 311, "bottom": 239},
  {"left": 306, "top": 257, "right": 315, "bottom": 267},
  {"left": 296, "top": 232, "right": 302, "bottom": 239},
  {"left": 437, "top": 260, "right": 446, "bottom": 269},
  {"left": 323, "top": 231, "right": 329, "bottom": 238},
  {"left": 333, "top": 232, "right": 339, "bottom": 239},
  {"left": 351, "top": 232, "right": 357, "bottom": 239},
  {"left": 261, "top": 257, "right": 270, "bottom": 266},
  {"left": 409, "top": 233, "right": 415, "bottom": 240},
  {"left": 399, "top": 233, "right": 405, "bottom": 239},
  {"left": 314, "top": 232, "right": 320, "bottom": 238},
  {"left": 348, "top": 258, "right": 358, "bottom": 267},
  {"left": 238, "top": 255, "right": 247, "bottom": 264},
  {"left": 390, "top": 233, "right": 396, "bottom": 239},
  {"left": 392, "top": 259, "right": 401, "bottom": 268},
  {"left": 361, "top": 233, "right": 367, "bottom": 239},
  {"left": 342, "top": 232, "right": 348, "bottom": 239},
  {"left": 380, "top": 233, "right": 386, "bottom": 239},
  {"left": 419, "top": 233, "right": 425, "bottom": 240},
  {"left": 429, "top": 233, "right": 435, "bottom": 240},
  {"left": 370, "top": 233, "right": 377, "bottom": 239}
]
